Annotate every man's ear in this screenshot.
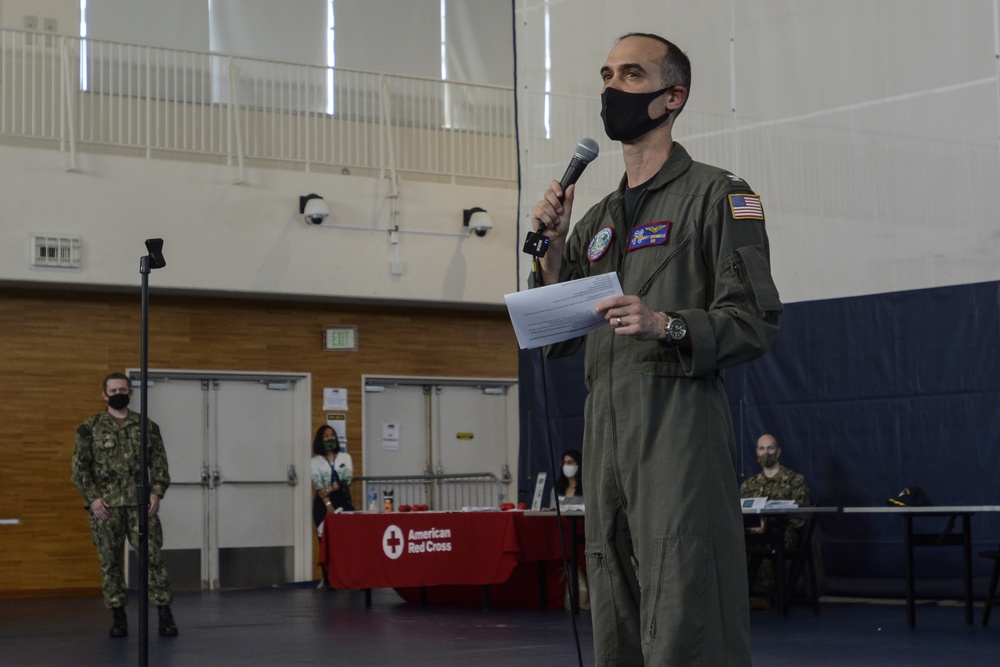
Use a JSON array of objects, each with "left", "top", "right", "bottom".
[{"left": 667, "top": 86, "right": 687, "bottom": 114}]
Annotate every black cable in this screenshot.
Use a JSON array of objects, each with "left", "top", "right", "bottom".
[{"left": 536, "top": 345, "right": 585, "bottom": 667}]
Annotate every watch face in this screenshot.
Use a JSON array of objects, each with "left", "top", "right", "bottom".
[{"left": 667, "top": 317, "right": 686, "bottom": 340}]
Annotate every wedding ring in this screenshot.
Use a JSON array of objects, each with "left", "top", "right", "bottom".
[{"left": 616, "top": 317, "right": 623, "bottom": 327}]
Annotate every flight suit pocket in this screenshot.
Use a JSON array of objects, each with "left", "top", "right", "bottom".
[{"left": 727, "top": 245, "right": 781, "bottom": 318}]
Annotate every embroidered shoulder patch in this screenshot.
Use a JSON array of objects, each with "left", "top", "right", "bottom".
[
  {"left": 627, "top": 221, "right": 671, "bottom": 251},
  {"left": 728, "top": 194, "right": 764, "bottom": 220},
  {"left": 725, "top": 173, "right": 749, "bottom": 187},
  {"left": 587, "top": 226, "right": 614, "bottom": 262}
]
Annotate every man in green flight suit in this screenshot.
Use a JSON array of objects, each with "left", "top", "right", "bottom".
[
  {"left": 530, "top": 33, "right": 782, "bottom": 665},
  {"left": 71, "top": 372, "right": 178, "bottom": 638}
]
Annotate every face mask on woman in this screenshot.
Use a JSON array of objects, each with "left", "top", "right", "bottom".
[{"left": 563, "top": 464, "right": 579, "bottom": 479}]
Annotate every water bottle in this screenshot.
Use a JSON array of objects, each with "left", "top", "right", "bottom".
[{"left": 367, "top": 485, "right": 378, "bottom": 513}]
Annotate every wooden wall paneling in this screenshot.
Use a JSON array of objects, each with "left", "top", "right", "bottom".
[{"left": 0, "top": 288, "right": 519, "bottom": 596}]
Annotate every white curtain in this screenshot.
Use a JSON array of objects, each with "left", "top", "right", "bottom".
[
  {"left": 446, "top": 0, "right": 514, "bottom": 86},
  {"left": 209, "top": 0, "right": 327, "bottom": 64},
  {"left": 86, "top": 0, "right": 210, "bottom": 50},
  {"left": 334, "top": 0, "right": 439, "bottom": 76}
]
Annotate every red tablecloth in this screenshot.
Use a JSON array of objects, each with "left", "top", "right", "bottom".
[{"left": 320, "top": 511, "right": 570, "bottom": 605}]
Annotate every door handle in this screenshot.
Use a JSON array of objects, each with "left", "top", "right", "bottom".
[
  {"left": 286, "top": 464, "right": 298, "bottom": 486},
  {"left": 212, "top": 464, "right": 222, "bottom": 488},
  {"left": 200, "top": 464, "right": 210, "bottom": 488}
]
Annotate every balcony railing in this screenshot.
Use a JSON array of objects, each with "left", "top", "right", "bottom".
[{"left": 0, "top": 28, "right": 517, "bottom": 184}]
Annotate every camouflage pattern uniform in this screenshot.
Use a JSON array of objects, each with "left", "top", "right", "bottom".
[
  {"left": 71, "top": 410, "right": 173, "bottom": 608},
  {"left": 740, "top": 466, "right": 810, "bottom": 593}
]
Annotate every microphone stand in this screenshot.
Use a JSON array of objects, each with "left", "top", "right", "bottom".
[{"left": 137, "top": 239, "right": 165, "bottom": 667}]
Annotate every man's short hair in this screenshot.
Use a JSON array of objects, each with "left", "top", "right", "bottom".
[
  {"left": 103, "top": 372, "right": 131, "bottom": 393},
  {"left": 616, "top": 32, "right": 692, "bottom": 116}
]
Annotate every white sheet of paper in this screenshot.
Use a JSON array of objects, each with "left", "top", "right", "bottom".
[
  {"left": 322, "top": 387, "right": 348, "bottom": 411},
  {"left": 504, "top": 272, "right": 624, "bottom": 349}
]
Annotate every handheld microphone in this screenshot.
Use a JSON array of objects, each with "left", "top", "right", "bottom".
[
  {"left": 524, "top": 138, "right": 600, "bottom": 258},
  {"left": 558, "top": 137, "right": 600, "bottom": 191}
]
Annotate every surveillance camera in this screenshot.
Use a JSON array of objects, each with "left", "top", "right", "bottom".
[
  {"left": 463, "top": 208, "right": 492, "bottom": 238},
  {"left": 299, "top": 194, "right": 330, "bottom": 225}
]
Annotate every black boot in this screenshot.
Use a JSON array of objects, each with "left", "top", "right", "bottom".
[
  {"left": 157, "top": 605, "right": 178, "bottom": 637},
  {"left": 109, "top": 606, "right": 128, "bottom": 638}
]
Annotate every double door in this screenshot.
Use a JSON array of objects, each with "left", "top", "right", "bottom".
[
  {"left": 362, "top": 376, "right": 518, "bottom": 504},
  {"left": 129, "top": 371, "right": 310, "bottom": 591}
]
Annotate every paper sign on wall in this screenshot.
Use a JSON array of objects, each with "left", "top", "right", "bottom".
[
  {"left": 326, "top": 414, "right": 347, "bottom": 444},
  {"left": 382, "top": 423, "right": 400, "bottom": 451},
  {"left": 323, "top": 387, "right": 348, "bottom": 411}
]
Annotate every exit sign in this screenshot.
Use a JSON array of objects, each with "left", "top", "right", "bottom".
[{"left": 324, "top": 326, "right": 357, "bottom": 351}]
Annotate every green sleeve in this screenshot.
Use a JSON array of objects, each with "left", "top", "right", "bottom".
[
  {"left": 70, "top": 422, "right": 98, "bottom": 506},
  {"left": 147, "top": 421, "right": 171, "bottom": 498}
]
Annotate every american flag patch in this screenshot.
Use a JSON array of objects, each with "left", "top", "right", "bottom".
[{"left": 728, "top": 194, "right": 764, "bottom": 220}]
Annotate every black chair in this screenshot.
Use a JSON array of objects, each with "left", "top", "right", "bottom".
[
  {"left": 980, "top": 545, "right": 1000, "bottom": 627},
  {"left": 745, "top": 511, "right": 820, "bottom": 615}
]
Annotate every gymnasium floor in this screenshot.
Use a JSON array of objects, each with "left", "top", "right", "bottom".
[{"left": 2, "top": 587, "right": 999, "bottom": 666}]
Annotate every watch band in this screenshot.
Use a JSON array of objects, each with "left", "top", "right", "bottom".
[{"left": 662, "top": 312, "right": 687, "bottom": 346}]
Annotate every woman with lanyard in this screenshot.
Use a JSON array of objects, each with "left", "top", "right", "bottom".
[{"left": 309, "top": 425, "right": 355, "bottom": 588}]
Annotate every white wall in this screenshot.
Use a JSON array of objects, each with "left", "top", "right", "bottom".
[{"left": 0, "top": 147, "right": 519, "bottom": 305}]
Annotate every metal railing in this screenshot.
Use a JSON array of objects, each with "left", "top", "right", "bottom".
[
  {"left": 355, "top": 473, "right": 505, "bottom": 511},
  {"left": 0, "top": 28, "right": 517, "bottom": 183}
]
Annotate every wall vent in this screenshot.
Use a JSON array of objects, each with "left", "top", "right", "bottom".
[{"left": 31, "top": 234, "right": 82, "bottom": 269}]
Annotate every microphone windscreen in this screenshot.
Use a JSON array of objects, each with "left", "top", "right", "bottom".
[{"left": 573, "top": 138, "right": 600, "bottom": 164}]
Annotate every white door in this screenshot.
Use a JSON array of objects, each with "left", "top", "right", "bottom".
[
  {"left": 129, "top": 371, "right": 311, "bottom": 591},
  {"left": 362, "top": 384, "right": 431, "bottom": 476},
  {"left": 435, "top": 384, "right": 511, "bottom": 477},
  {"left": 362, "top": 377, "right": 518, "bottom": 506}
]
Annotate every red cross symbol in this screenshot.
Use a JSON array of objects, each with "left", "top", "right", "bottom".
[{"left": 382, "top": 525, "right": 404, "bottom": 560}]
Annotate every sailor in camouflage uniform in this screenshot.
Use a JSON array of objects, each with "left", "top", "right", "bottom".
[
  {"left": 740, "top": 433, "right": 811, "bottom": 603},
  {"left": 71, "top": 372, "right": 178, "bottom": 638}
]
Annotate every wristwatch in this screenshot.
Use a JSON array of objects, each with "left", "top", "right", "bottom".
[{"left": 662, "top": 312, "right": 687, "bottom": 346}]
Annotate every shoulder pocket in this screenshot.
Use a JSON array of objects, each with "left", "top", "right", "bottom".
[{"left": 730, "top": 245, "right": 782, "bottom": 317}]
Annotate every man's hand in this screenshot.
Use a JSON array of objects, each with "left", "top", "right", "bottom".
[
  {"left": 90, "top": 497, "right": 110, "bottom": 521},
  {"left": 596, "top": 295, "right": 666, "bottom": 341},
  {"left": 529, "top": 181, "right": 575, "bottom": 284},
  {"left": 530, "top": 180, "right": 575, "bottom": 240},
  {"left": 149, "top": 494, "right": 161, "bottom": 517}
]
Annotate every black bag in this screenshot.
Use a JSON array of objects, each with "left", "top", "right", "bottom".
[{"left": 887, "top": 486, "right": 932, "bottom": 507}]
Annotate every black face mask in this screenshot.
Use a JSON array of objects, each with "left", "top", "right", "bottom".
[
  {"left": 107, "top": 393, "right": 130, "bottom": 410},
  {"left": 601, "top": 86, "right": 673, "bottom": 142}
]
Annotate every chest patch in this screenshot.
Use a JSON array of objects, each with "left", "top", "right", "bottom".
[
  {"left": 587, "top": 226, "right": 614, "bottom": 262},
  {"left": 627, "top": 221, "right": 671, "bottom": 251}
]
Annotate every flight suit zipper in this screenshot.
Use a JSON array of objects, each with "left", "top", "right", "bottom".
[{"left": 606, "top": 186, "right": 646, "bottom": 512}]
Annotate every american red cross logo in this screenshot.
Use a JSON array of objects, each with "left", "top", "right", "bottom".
[{"left": 382, "top": 525, "right": 404, "bottom": 560}]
